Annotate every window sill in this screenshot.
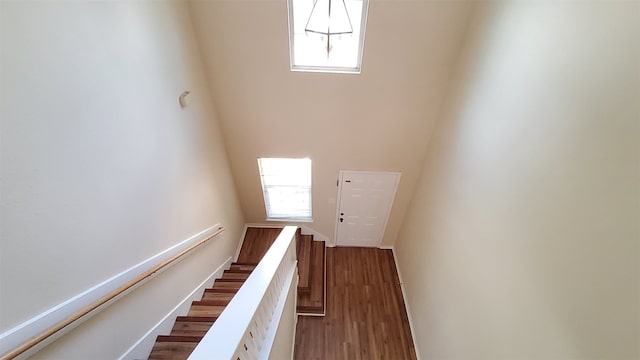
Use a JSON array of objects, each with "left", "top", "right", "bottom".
[
  {"left": 290, "top": 65, "right": 361, "bottom": 74},
  {"left": 266, "top": 218, "right": 314, "bottom": 223}
]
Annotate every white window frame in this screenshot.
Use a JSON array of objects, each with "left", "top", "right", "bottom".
[
  {"left": 287, "top": 0, "right": 370, "bottom": 74},
  {"left": 258, "top": 158, "right": 313, "bottom": 222}
]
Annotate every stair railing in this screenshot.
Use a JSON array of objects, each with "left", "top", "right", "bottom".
[
  {"left": 189, "top": 226, "right": 298, "bottom": 360},
  {"left": 1, "top": 226, "right": 226, "bottom": 360}
]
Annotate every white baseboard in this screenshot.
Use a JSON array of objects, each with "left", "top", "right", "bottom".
[
  {"left": 299, "top": 225, "right": 329, "bottom": 244},
  {"left": 234, "top": 224, "right": 251, "bottom": 262},
  {"left": 118, "top": 257, "right": 232, "bottom": 360},
  {"left": 245, "top": 222, "right": 285, "bottom": 229},
  {"left": 387, "top": 246, "right": 422, "bottom": 360},
  {"left": 0, "top": 224, "right": 223, "bottom": 359}
]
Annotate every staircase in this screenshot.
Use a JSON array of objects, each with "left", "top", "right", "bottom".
[
  {"left": 147, "top": 263, "right": 257, "bottom": 359},
  {"left": 145, "top": 226, "right": 325, "bottom": 359},
  {"left": 234, "top": 227, "right": 325, "bottom": 315},
  {"left": 295, "top": 233, "right": 325, "bottom": 315}
]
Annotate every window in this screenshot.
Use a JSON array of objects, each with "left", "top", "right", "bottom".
[
  {"left": 288, "top": 0, "right": 369, "bottom": 73},
  {"left": 258, "top": 158, "right": 312, "bottom": 221}
]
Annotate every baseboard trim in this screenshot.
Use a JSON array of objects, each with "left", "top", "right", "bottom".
[
  {"left": 388, "top": 246, "right": 423, "bottom": 360},
  {"left": 296, "top": 311, "right": 325, "bottom": 317},
  {"left": 118, "top": 256, "right": 232, "bottom": 360},
  {"left": 234, "top": 224, "right": 251, "bottom": 262},
  {"left": 299, "top": 225, "right": 329, "bottom": 243},
  {"left": 245, "top": 222, "right": 285, "bottom": 229},
  {"left": 0, "top": 223, "right": 223, "bottom": 359}
]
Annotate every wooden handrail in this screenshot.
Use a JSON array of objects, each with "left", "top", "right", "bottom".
[{"left": 1, "top": 226, "right": 226, "bottom": 360}]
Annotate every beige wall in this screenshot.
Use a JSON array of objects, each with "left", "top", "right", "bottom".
[
  {"left": 188, "top": 0, "right": 476, "bottom": 245},
  {"left": 0, "top": 0, "right": 243, "bottom": 358},
  {"left": 395, "top": 2, "right": 639, "bottom": 359}
]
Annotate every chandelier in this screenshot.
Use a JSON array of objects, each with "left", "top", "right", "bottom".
[{"left": 304, "top": 0, "right": 353, "bottom": 55}]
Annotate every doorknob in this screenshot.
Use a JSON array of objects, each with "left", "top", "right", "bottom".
[{"left": 340, "top": 218, "right": 344, "bottom": 222}]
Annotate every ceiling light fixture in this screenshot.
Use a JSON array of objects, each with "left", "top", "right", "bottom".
[{"left": 304, "top": 0, "right": 353, "bottom": 56}]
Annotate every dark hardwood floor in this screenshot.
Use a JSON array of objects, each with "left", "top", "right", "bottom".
[
  {"left": 296, "top": 239, "right": 325, "bottom": 314},
  {"left": 294, "top": 247, "right": 417, "bottom": 360},
  {"left": 236, "top": 227, "right": 281, "bottom": 263},
  {"left": 238, "top": 226, "right": 325, "bottom": 314},
  {"left": 237, "top": 228, "right": 415, "bottom": 358}
]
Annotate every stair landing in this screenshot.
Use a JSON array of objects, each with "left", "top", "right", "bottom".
[{"left": 239, "top": 227, "right": 325, "bottom": 315}]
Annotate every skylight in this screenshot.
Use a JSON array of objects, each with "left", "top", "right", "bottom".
[
  {"left": 258, "top": 158, "right": 312, "bottom": 221},
  {"left": 288, "top": 0, "right": 369, "bottom": 74}
]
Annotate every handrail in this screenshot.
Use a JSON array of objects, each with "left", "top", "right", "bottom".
[
  {"left": 189, "top": 226, "right": 298, "bottom": 360},
  {"left": 1, "top": 226, "right": 226, "bottom": 360}
]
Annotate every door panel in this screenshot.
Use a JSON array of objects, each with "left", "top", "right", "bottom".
[{"left": 336, "top": 171, "right": 400, "bottom": 247}]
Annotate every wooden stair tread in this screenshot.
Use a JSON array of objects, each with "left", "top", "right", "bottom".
[
  {"left": 297, "top": 239, "right": 325, "bottom": 315},
  {"left": 175, "top": 316, "right": 218, "bottom": 322},
  {"left": 148, "top": 336, "right": 202, "bottom": 359},
  {"left": 211, "top": 281, "right": 243, "bottom": 289},
  {"left": 148, "top": 341, "right": 198, "bottom": 360},
  {"left": 170, "top": 329, "right": 210, "bottom": 337},
  {"left": 229, "top": 263, "right": 257, "bottom": 271},
  {"left": 232, "top": 261, "right": 259, "bottom": 266},
  {"left": 201, "top": 291, "right": 235, "bottom": 301},
  {"left": 187, "top": 304, "right": 226, "bottom": 317},
  {"left": 192, "top": 299, "right": 230, "bottom": 306},
  {"left": 170, "top": 319, "right": 215, "bottom": 337},
  {"left": 221, "top": 271, "right": 250, "bottom": 280},
  {"left": 204, "top": 287, "right": 238, "bottom": 294},
  {"left": 297, "top": 234, "right": 313, "bottom": 294},
  {"left": 215, "top": 277, "right": 246, "bottom": 282},
  {"left": 156, "top": 335, "right": 202, "bottom": 342},
  {"left": 236, "top": 228, "right": 281, "bottom": 263}
]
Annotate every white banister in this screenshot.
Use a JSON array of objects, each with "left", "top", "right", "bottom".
[{"left": 189, "top": 226, "right": 298, "bottom": 360}]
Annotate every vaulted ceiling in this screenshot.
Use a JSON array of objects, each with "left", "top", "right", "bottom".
[{"left": 189, "top": 0, "right": 479, "bottom": 244}]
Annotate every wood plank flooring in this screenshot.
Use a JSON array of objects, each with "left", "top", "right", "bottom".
[
  {"left": 294, "top": 247, "right": 417, "bottom": 360},
  {"left": 236, "top": 227, "right": 281, "bottom": 263},
  {"left": 297, "top": 234, "right": 313, "bottom": 293},
  {"left": 296, "top": 239, "right": 325, "bottom": 314}
]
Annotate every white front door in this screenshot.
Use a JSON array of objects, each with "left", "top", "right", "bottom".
[{"left": 335, "top": 171, "right": 400, "bottom": 247}]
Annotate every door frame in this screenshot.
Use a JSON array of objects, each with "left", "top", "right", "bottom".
[{"left": 333, "top": 170, "right": 401, "bottom": 247}]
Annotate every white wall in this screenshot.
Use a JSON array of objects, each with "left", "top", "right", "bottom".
[
  {"left": 395, "top": 2, "right": 639, "bottom": 359},
  {"left": 0, "top": 0, "right": 244, "bottom": 358},
  {"left": 188, "top": 0, "right": 477, "bottom": 245}
]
